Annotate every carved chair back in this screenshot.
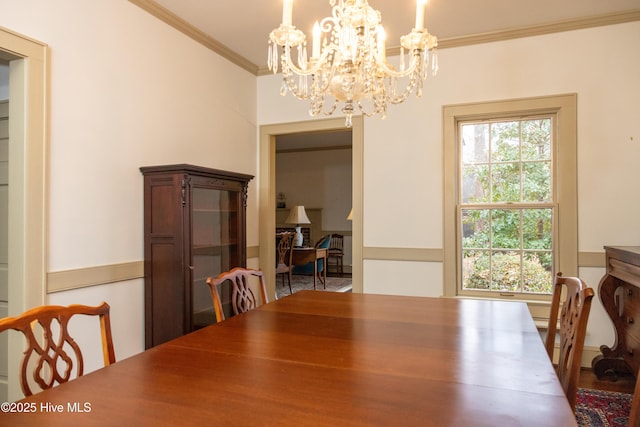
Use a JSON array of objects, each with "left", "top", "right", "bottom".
[
  {"left": 327, "top": 233, "right": 345, "bottom": 275},
  {"left": 328, "top": 233, "right": 344, "bottom": 253},
  {"left": 545, "top": 272, "right": 594, "bottom": 411},
  {"left": 276, "top": 232, "right": 294, "bottom": 269},
  {"left": 0, "top": 302, "right": 116, "bottom": 397},
  {"left": 276, "top": 232, "right": 295, "bottom": 294},
  {"left": 206, "top": 268, "right": 268, "bottom": 322}
]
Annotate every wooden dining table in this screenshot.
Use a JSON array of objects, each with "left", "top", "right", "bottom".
[{"left": 3, "top": 291, "right": 576, "bottom": 426}]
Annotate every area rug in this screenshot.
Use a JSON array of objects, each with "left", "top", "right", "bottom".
[
  {"left": 575, "top": 388, "right": 632, "bottom": 427},
  {"left": 276, "top": 274, "right": 352, "bottom": 299}
]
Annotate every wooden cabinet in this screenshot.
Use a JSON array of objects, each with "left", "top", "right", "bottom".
[
  {"left": 141, "top": 164, "right": 253, "bottom": 348},
  {"left": 592, "top": 246, "right": 640, "bottom": 379}
]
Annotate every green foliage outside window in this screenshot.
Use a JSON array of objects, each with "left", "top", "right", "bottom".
[{"left": 460, "top": 118, "right": 553, "bottom": 294}]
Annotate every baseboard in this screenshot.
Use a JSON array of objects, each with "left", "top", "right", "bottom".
[
  {"left": 548, "top": 344, "right": 601, "bottom": 368},
  {"left": 582, "top": 346, "right": 601, "bottom": 368}
]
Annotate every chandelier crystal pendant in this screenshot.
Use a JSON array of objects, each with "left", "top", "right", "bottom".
[{"left": 268, "top": 0, "right": 438, "bottom": 127}]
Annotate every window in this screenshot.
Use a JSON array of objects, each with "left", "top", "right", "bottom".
[
  {"left": 443, "top": 95, "right": 577, "bottom": 302},
  {"left": 461, "top": 117, "right": 553, "bottom": 295}
]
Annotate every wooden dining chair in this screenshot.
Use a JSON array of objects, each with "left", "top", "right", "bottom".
[
  {"left": 327, "top": 233, "right": 344, "bottom": 276},
  {"left": 0, "top": 302, "right": 116, "bottom": 397},
  {"left": 206, "top": 267, "right": 268, "bottom": 322},
  {"left": 626, "top": 363, "right": 640, "bottom": 427},
  {"left": 276, "top": 231, "right": 295, "bottom": 294},
  {"left": 544, "top": 272, "right": 594, "bottom": 411}
]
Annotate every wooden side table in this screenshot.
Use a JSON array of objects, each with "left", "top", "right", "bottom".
[{"left": 292, "top": 247, "right": 328, "bottom": 290}]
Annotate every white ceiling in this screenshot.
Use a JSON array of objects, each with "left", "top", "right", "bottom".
[{"left": 151, "top": 0, "right": 640, "bottom": 72}]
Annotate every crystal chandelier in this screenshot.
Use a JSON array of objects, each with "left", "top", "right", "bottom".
[{"left": 268, "top": 0, "right": 438, "bottom": 127}]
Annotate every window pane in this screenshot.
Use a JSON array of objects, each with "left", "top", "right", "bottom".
[
  {"left": 462, "top": 209, "right": 489, "bottom": 248},
  {"left": 491, "top": 209, "right": 521, "bottom": 249},
  {"left": 491, "top": 122, "right": 520, "bottom": 162},
  {"left": 491, "top": 163, "right": 521, "bottom": 202},
  {"left": 522, "top": 208, "right": 552, "bottom": 250},
  {"left": 490, "top": 251, "right": 521, "bottom": 292},
  {"left": 522, "top": 161, "right": 551, "bottom": 202},
  {"left": 462, "top": 164, "right": 489, "bottom": 203},
  {"left": 523, "top": 251, "right": 553, "bottom": 294},
  {"left": 461, "top": 123, "right": 489, "bottom": 164},
  {"left": 462, "top": 208, "right": 553, "bottom": 294},
  {"left": 462, "top": 249, "right": 490, "bottom": 290},
  {"left": 521, "top": 119, "right": 551, "bottom": 161}
]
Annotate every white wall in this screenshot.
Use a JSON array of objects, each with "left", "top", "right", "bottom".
[
  {"left": 259, "top": 22, "right": 640, "bottom": 350},
  {"left": 276, "top": 148, "right": 352, "bottom": 227},
  {"left": 0, "top": 0, "right": 258, "bottom": 364}
]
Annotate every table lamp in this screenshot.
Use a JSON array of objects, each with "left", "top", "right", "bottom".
[{"left": 285, "top": 205, "right": 311, "bottom": 247}]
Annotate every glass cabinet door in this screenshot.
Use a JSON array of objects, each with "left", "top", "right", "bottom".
[{"left": 190, "top": 185, "right": 240, "bottom": 328}]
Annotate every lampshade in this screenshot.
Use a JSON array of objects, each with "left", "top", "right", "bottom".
[
  {"left": 285, "top": 206, "right": 311, "bottom": 225},
  {"left": 347, "top": 208, "right": 353, "bottom": 221}
]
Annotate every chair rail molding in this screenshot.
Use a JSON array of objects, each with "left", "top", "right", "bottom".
[{"left": 45, "top": 249, "right": 602, "bottom": 292}]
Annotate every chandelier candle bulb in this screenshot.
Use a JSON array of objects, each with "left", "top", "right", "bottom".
[
  {"left": 377, "top": 27, "right": 386, "bottom": 61},
  {"left": 282, "top": 0, "right": 293, "bottom": 26},
  {"left": 312, "top": 21, "right": 321, "bottom": 58},
  {"left": 415, "top": 0, "right": 427, "bottom": 30}
]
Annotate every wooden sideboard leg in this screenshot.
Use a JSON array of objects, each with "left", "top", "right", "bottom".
[{"left": 592, "top": 353, "right": 632, "bottom": 381}]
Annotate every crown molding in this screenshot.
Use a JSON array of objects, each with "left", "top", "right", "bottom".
[
  {"left": 129, "top": 0, "right": 258, "bottom": 75},
  {"left": 258, "top": 9, "right": 640, "bottom": 76},
  {"left": 431, "top": 8, "right": 640, "bottom": 50},
  {"left": 129, "top": 2, "right": 639, "bottom": 78}
]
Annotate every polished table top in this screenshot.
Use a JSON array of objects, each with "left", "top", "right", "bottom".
[{"left": 4, "top": 291, "right": 576, "bottom": 426}]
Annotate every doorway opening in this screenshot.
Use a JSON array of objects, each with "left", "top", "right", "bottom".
[
  {"left": 275, "top": 129, "right": 353, "bottom": 298},
  {"left": 259, "top": 117, "right": 363, "bottom": 300}
]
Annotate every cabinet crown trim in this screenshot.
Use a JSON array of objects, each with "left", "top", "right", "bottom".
[{"left": 140, "top": 164, "right": 254, "bottom": 182}]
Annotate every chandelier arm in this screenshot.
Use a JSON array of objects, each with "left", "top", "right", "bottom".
[
  {"left": 281, "top": 63, "right": 337, "bottom": 103},
  {"left": 376, "top": 53, "right": 421, "bottom": 78},
  {"left": 280, "top": 46, "right": 335, "bottom": 76}
]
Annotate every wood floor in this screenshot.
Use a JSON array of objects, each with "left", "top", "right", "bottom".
[{"left": 580, "top": 368, "right": 636, "bottom": 394}]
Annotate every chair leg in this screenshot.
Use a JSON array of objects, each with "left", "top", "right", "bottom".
[{"left": 288, "top": 271, "right": 292, "bottom": 294}]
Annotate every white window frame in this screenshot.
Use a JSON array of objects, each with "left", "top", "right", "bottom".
[{"left": 443, "top": 94, "right": 577, "bottom": 305}]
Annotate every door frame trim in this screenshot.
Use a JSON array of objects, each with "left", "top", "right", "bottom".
[{"left": 1, "top": 25, "right": 48, "bottom": 401}]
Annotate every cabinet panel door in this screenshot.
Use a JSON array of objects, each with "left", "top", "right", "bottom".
[{"left": 144, "top": 175, "right": 185, "bottom": 348}]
